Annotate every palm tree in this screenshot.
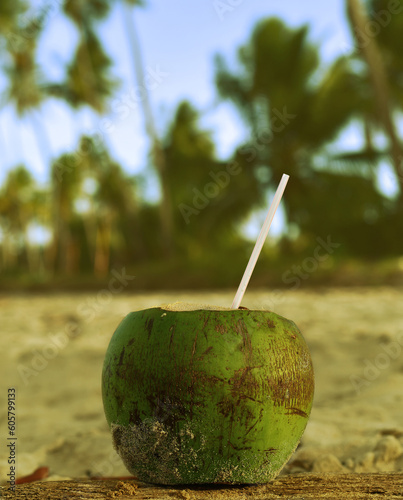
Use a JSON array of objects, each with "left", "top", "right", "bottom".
[
  {"left": 49, "top": 0, "right": 174, "bottom": 260},
  {"left": 214, "top": 17, "right": 390, "bottom": 256},
  {"left": 40, "top": 1, "right": 118, "bottom": 274},
  {"left": 0, "top": 0, "right": 26, "bottom": 31},
  {"left": 118, "top": 0, "right": 174, "bottom": 257},
  {"left": 50, "top": 151, "right": 83, "bottom": 274},
  {"left": 216, "top": 22, "right": 358, "bottom": 212},
  {"left": 367, "top": 0, "right": 403, "bottom": 187},
  {"left": 0, "top": 166, "right": 37, "bottom": 272},
  {"left": 50, "top": 135, "right": 143, "bottom": 276},
  {"left": 0, "top": 3, "right": 52, "bottom": 274},
  {"left": 73, "top": 136, "right": 142, "bottom": 277},
  {"left": 44, "top": 0, "right": 126, "bottom": 131},
  {"left": 94, "top": 156, "right": 140, "bottom": 276},
  {"left": 48, "top": 0, "right": 117, "bottom": 114},
  {"left": 162, "top": 101, "right": 264, "bottom": 259},
  {"left": 2, "top": 12, "right": 53, "bottom": 167},
  {"left": 346, "top": 0, "right": 403, "bottom": 192}
]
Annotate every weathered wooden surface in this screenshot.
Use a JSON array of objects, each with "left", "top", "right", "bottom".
[{"left": 2, "top": 473, "right": 403, "bottom": 500}]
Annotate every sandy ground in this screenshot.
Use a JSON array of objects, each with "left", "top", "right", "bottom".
[{"left": 1, "top": 287, "right": 403, "bottom": 483}]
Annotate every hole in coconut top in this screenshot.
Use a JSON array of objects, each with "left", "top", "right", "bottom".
[{"left": 158, "top": 302, "right": 234, "bottom": 312}]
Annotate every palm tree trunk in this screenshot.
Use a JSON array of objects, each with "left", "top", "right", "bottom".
[
  {"left": 364, "top": 117, "right": 374, "bottom": 152},
  {"left": 29, "top": 110, "right": 61, "bottom": 275},
  {"left": 94, "top": 215, "right": 112, "bottom": 278},
  {"left": 83, "top": 204, "right": 98, "bottom": 272},
  {"left": 49, "top": 165, "right": 60, "bottom": 275},
  {"left": 1, "top": 231, "right": 16, "bottom": 271},
  {"left": 346, "top": 0, "right": 403, "bottom": 193},
  {"left": 24, "top": 237, "right": 38, "bottom": 274},
  {"left": 120, "top": 1, "right": 174, "bottom": 257}
]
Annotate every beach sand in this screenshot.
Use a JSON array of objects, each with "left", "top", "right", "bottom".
[{"left": 1, "top": 287, "right": 402, "bottom": 482}]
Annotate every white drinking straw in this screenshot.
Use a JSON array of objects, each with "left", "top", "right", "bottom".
[{"left": 231, "top": 174, "right": 289, "bottom": 309}]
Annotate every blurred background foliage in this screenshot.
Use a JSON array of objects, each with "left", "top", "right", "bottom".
[{"left": 0, "top": 0, "right": 403, "bottom": 290}]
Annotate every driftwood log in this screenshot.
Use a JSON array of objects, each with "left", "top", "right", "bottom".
[{"left": 1, "top": 472, "right": 403, "bottom": 500}]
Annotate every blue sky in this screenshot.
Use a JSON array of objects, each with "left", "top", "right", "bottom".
[{"left": 0, "top": 0, "right": 354, "bottom": 187}]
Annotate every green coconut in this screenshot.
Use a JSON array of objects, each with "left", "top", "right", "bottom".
[{"left": 102, "top": 303, "right": 314, "bottom": 485}]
